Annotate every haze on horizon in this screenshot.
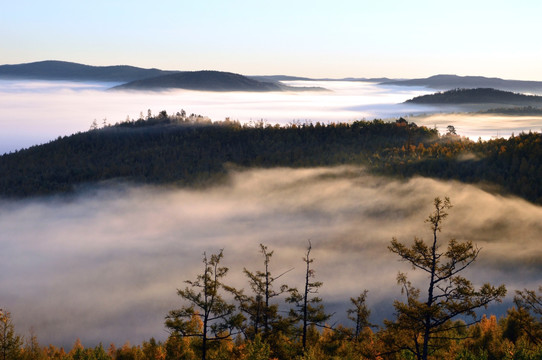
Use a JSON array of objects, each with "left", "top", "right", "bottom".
[
  {"left": 1, "top": 0, "right": 541, "bottom": 81},
  {"left": 3, "top": 79, "right": 542, "bottom": 155}
]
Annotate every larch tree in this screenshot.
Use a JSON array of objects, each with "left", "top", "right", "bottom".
[
  {"left": 287, "top": 240, "right": 332, "bottom": 351},
  {"left": 0, "top": 309, "right": 22, "bottom": 360},
  {"left": 387, "top": 197, "right": 506, "bottom": 360},
  {"left": 165, "top": 250, "right": 243, "bottom": 360},
  {"left": 233, "top": 244, "right": 290, "bottom": 340},
  {"left": 347, "top": 290, "right": 373, "bottom": 339}
]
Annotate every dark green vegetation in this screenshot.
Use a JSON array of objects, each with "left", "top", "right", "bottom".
[
  {"left": 0, "top": 60, "right": 176, "bottom": 82},
  {"left": 3, "top": 198, "right": 542, "bottom": 359},
  {"left": 0, "top": 113, "right": 541, "bottom": 204},
  {"left": 405, "top": 88, "right": 542, "bottom": 106},
  {"left": 383, "top": 74, "right": 542, "bottom": 93}
]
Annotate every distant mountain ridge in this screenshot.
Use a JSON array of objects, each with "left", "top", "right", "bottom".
[
  {"left": 0, "top": 60, "right": 177, "bottom": 82},
  {"left": 384, "top": 74, "right": 542, "bottom": 93},
  {"left": 0, "top": 61, "right": 327, "bottom": 92}
]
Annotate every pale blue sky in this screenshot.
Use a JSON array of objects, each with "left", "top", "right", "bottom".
[{"left": 1, "top": 0, "right": 541, "bottom": 79}]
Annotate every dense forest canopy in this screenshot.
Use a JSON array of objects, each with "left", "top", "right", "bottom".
[{"left": 0, "top": 111, "right": 540, "bottom": 204}]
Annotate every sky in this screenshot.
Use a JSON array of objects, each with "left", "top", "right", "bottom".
[{"left": 2, "top": 0, "right": 542, "bottom": 80}]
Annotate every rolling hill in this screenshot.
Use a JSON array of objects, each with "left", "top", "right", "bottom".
[
  {"left": 111, "top": 71, "right": 285, "bottom": 91},
  {"left": 0, "top": 60, "right": 176, "bottom": 82},
  {"left": 111, "top": 71, "right": 328, "bottom": 92},
  {"left": 0, "top": 61, "right": 327, "bottom": 92},
  {"left": 405, "top": 88, "right": 542, "bottom": 106}
]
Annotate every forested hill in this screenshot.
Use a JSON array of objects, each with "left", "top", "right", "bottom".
[
  {"left": 0, "top": 116, "right": 437, "bottom": 197},
  {"left": 0, "top": 60, "right": 176, "bottom": 82},
  {"left": 405, "top": 88, "right": 542, "bottom": 106},
  {"left": 0, "top": 114, "right": 540, "bottom": 204},
  {"left": 384, "top": 74, "right": 542, "bottom": 93},
  {"left": 112, "top": 71, "right": 285, "bottom": 92}
]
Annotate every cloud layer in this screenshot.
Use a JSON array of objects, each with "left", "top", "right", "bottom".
[{"left": 1, "top": 167, "right": 541, "bottom": 347}]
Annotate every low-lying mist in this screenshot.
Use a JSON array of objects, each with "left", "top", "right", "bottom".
[
  {"left": 8, "top": 79, "right": 542, "bottom": 155},
  {"left": 412, "top": 112, "right": 542, "bottom": 140},
  {"left": 0, "top": 80, "right": 432, "bottom": 154},
  {"left": 1, "top": 166, "right": 541, "bottom": 347}
]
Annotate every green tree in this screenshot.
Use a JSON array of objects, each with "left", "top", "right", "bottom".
[
  {"left": 387, "top": 197, "right": 506, "bottom": 360},
  {"left": 287, "top": 241, "right": 331, "bottom": 351},
  {"left": 165, "top": 250, "right": 243, "bottom": 360},
  {"left": 0, "top": 309, "right": 22, "bottom": 360}
]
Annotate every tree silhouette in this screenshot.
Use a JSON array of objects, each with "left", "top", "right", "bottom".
[{"left": 233, "top": 244, "right": 290, "bottom": 340}]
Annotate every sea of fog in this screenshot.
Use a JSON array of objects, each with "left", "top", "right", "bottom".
[
  {"left": 2, "top": 80, "right": 542, "bottom": 347},
  {"left": 2, "top": 167, "right": 542, "bottom": 347},
  {"left": 2, "top": 79, "right": 542, "bottom": 155}
]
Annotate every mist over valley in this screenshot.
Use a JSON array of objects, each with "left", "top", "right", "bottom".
[
  {"left": 2, "top": 166, "right": 541, "bottom": 347},
  {"left": 1, "top": 71, "right": 542, "bottom": 354}
]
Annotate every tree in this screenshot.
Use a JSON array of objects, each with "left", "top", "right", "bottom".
[
  {"left": 387, "top": 197, "right": 506, "bottom": 360},
  {"left": 287, "top": 240, "right": 331, "bottom": 351},
  {"left": 21, "top": 328, "right": 46, "bottom": 360},
  {"left": 165, "top": 250, "right": 243, "bottom": 360},
  {"left": 509, "top": 286, "right": 542, "bottom": 345},
  {"left": 347, "top": 290, "right": 373, "bottom": 339},
  {"left": 235, "top": 244, "right": 290, "bottom": 340},
  {"left": 0, "top": 309, "right": 22, "bottom": 360}
]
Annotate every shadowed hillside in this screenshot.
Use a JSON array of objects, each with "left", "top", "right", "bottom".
[
  {"left": 111, "top": 71, "right": 285, "bottom": 91},
  {"left": 0, "top": 114, "right": 540, "bottom": 203},
  {"left": 384, "top": 74, "right": 542, "bottom": 93}
]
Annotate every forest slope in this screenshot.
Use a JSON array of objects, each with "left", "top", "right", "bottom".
[{"left": 0, "top": 115, "right": 540, "bottom": 203}]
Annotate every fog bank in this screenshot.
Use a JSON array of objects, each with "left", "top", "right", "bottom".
[
  {"left": 3, "top": 79, "right": 542, "bottom": 154},
  {"left": 1, "top": 167, "right": 541, "bottom": 347}
]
